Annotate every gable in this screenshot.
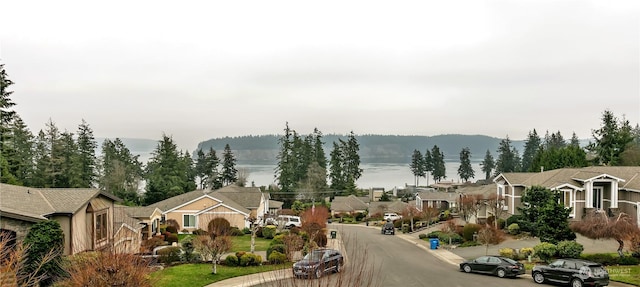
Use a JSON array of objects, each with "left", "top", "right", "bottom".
[{"left": 165, "top": 196, "right": 222, "bottom": 213}]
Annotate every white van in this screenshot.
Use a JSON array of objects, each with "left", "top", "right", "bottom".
[{"left": 277, "top": 215, "right": 302, "bottom": 228}]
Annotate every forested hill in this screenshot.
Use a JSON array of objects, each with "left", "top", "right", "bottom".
[{"left": 195, "top": 134, "right": 526, "bottom": 164}]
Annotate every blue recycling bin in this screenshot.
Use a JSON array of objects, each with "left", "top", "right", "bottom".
[{"left": 429, "top": 238, "right": 439, "bottom": 250}]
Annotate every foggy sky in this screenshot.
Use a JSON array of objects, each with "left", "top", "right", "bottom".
[{"left": 1, "top": 0, "right": 638, "bottom": 151}]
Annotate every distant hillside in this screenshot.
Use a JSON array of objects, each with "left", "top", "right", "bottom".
[{"left": 196, "top": 134, "right": 526, "bottom": 164}]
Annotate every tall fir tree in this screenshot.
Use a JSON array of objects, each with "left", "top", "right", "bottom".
[
  {"left": 99, "top": 138, "right": 143, "bottom": 204},
  {"left": 275, "top": 123, "right": 296, "bottom": 206},
  {"left": 430, "top": 145, "right": 446, "bottom": 183},
  {"left": 221, "top": 144, "right": 238, "bottom": 186},
  {"left": 457, "top": 147, "right": 474, "bottom": 182},
  {"left": 423, "top": 150, "right": 433, "bottom": 185},
  {"left": 58, "top": 131, "right": 82, "bottom": 188},
  {"left": 31, "top": 130, "right": 50, "bottom": 187},
  {"left": 5, "top": 114, "right": 34, "bottom": 185},
  {"left": 480, "top": 149, "right": 495, "bottom": 181},
  {"left": 521, "top": 129, "right": 541, "bottom": 172},
  {"left": 343, "top": 131, "right": 363, "bottom": 187},
  {"left": 409, "top": 149, "right": 425, "bottom": 186},
  {"left": 588, "top": 110, "right": 634, "bottom": 166},
  {"left": 0, "top": 63, "right": 17, "bottom": 184},
  {"left": 329, "top": 141, "right": 345, "bottom": 192},
  {"left": 144, "top": 134, "right": 192, "bottom": 205},
  {"left": 495, "top": 136, "right": 520, "bottom": 175},
  {"left": 76, "top": 119, "right": 98, "bottom": 188}
]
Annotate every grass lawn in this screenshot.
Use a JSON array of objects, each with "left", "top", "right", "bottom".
[
  {"left": 606, "top": 265, "right": 640, "bottom": 286},
  {"left": 151, "top": 263, "right": 292, "bottom": 287},
  {"left": 176, "top": 234, "right": 271, "bottom": 252}
]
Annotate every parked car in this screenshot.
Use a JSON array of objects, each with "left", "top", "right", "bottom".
[
  {"left": 381, "top": 222, "right": 395, "bottom": 235},
  {"left": 277, "top": 215, "right": 302, "bottom": 228},
  {"left": 293, "top": 248, "right": 344, "bottom": 279},
  {"left": 532, "top": 258, "right": 609, "bottom": 287},
  {"left": 459, "top": 255, "right": 525, "bottom": 278},
  {"left": 383, "top": 212, "right": 402, "bottom": 221}
]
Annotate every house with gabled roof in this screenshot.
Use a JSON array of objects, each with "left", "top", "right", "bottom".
[
  {"left": 457, "top": 183, "right": 497, "bottom": 223},
  {"left": 493, "top": 166, "right": 640, "bottom": 225},
  {"left": 330, "top": 195, "right": 368, "bottom": 216},
  {"left": 149, "top": 185, "right": 267, "bottom": 231},
  {"left": 368, "top": 200, "right": 408, "bottom": 216},
  {"left": 0, "top": 183, "right": 121, "bottom": 255},
  {"left": 415, "top": 191, "right": 458, "bottom": 211}
]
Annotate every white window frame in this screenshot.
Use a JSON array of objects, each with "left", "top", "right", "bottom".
[
  {"left": 593, "top": 187, "right": 603, "bottom": 210},
  {"left": 183, "top": 214, "right": 197, "bottom": 228}
]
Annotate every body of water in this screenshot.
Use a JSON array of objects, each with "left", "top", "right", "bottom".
[{"left": 238, "top": 162, "right": 485, "bottom": 190}]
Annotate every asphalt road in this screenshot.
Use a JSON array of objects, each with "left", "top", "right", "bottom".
[{"left": 255, "top": 224, "right": 535, "bottom": 287}]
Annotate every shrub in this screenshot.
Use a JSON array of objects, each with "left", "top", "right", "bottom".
[
  {"left": 534, "top": 242, "right": 557, "bottom": 262},
  {"left": 165, "top": 225, "right": 178, "bottom": 234},
  {"left": 208, "top": 218, "right": 232, "bottom": 237},
  {"left": 23, "top": 220, "right": 65, "bottom": 285},
  {"left": 59, "top": 252, "right": 153, "bottom": 287},
  {"left": 440, "top": 233, "right": 464, "bottom": 245},
  {"left": 268, "top": 251, "right": 287, "bottom": 264},
  {"left": 181, "top": 229, "right": 189, "bottom": 233},
  {"left": 141, "top": 236, "right": 166, "bottom": 253},
  {"left": 418, "top": 233, "right": 428, "bottom": 240},
  {"left": 262, "top": 225, "right": 277, "bottom": 239},
  {"left": 557, "top": 241, "right": 584, "bottom": 259},
  {"left": 267, "top": 244, "right": 286, "bottom": 260},
  {"left": 256, "top": 226, "right": 264, "bottom": 238},
  {"left": 224, "top": 255, "right": 239, "bottom": 266},
  {"left": 229, "top": 227, "right": 244, "bottom": 236},
  {"left": 499, "top": 248, "right": 517, "bottom": 260},
  {"left": 166, "top": 219, "right": 181, "bottom": 233},
  {"left": 354, "top": 212, "right": 366, "bottom": 222},
  {"left": 157, "top": 247, "right": 182, "bottom": 264},
  {"left": 462, "top": 224, "right": 481, "bottom": 241},
  {"left": 242, "top": 227, "right": 251, "bottom": 234},
  {"left": 580, "top": 253, "right": 619, "bottom": 266},
  {"left": 239, "top": 253, "right": 262, "bottom": 266},
  {"left": 617, "top": 256, "right": 640, "bottom": 265},
  {"left": 506, "top": 214, "right": 523, "bottom": 227},
  {"left": 164, "top": 232, "right": 178, "bottom": 244},
  {"left": 180, "top": 237, "right": 199, "bottom": 263},
  {"left": 520, "top": 247, "right": 534, "bottom": 259},
  {"left": 426, "top": 231, "right": 442, "bottom": 238},
  {"left": 192, "top": 228, "right": 208, "bottom": 236},
  {"left": 496, "top": 218, "right": 506, "bottom": 229},
  {"left": 507, "top": 223, "right": 520, "bottom": 235},
  {"left": 272, "top": 234, "right": 286, "bottom": 246},
  {"left": 459, "top": 241, "right": 482, "bottom": 247}
]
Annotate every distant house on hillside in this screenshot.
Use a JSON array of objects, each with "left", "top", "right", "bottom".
[
  {"left": 457, "top": 183, "right": 497, "bottom": 224},
  {"left": 331, "top": 195, "right": 368, "bottom": 216},
  {"left": 0, "top": 183, "right": 122, "bottom": 255},
  {"left": 368, "top": 200, "right": 408, "bottom": 216},
  {"left": 415, "top": 191, "right": 458, "bottom": 211}
]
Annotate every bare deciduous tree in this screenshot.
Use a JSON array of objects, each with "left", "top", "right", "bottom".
[
  {"left": 477, "top": 224, "right": 506, "bottom": 255},
  {"left": 194, "top": 235, "right": 232, "bottom": 274}
]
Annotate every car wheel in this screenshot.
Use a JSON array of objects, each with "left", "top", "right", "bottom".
[
  {"left": 571, "top": 278, "right": 583, "bottom": 287},
  {"left": 496, "top": 268, "right": 506, "bottom": 278},
  {"left": 532, "top": 272, "right": 545, "bottom": 284},
  {"left": 462, "top": 264, "right": 472, "bottom": 273},
  {"left": 315, "top": 268, "right": 322, "bottom": 279}
]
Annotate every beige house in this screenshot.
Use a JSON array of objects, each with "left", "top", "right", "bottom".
[
  {"left": 330, "top": 195, "right": 368, "bottom": 216},
  {"left": 493, "top": 166, "right": 640, "bottom": 225},
  {"left": 415, "top": 191, "right": 458, "bottom": 211},
  {"left": 149, "top": 185, "right": 267, "bottom": 231},
  {"left": 457, "top": 183, "right": 497, "bottom": 224},
  {"left": 368, "top": 200, "right": 408, "bottom": 216},
  {"left": 0, "top": 183, "right": 121, "bottom": 255}
]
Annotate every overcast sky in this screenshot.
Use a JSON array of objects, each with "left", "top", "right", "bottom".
[{"left": 1, "top": 0, "right": 638, "bottom": 151}]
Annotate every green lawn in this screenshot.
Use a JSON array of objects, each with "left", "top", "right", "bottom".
[
  {"left": 151, "top": 263, "right": 292, "bottom": 287},
  {"left": 228, "top": 235, "right": 271, "bottom": 252},
  {"left": 606, "top": 265, "right": 640, "bottom": 286}
]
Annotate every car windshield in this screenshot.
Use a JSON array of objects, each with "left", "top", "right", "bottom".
[{"left": 301, "top": 250, "right": 325, "bottom": 262}]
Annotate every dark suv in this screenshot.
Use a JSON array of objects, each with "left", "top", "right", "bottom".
[
  {"left": 532, "top": 258, "right": 609, "bottom": 287},
  {"left": 381, "top": 222, "right": 395, "bottom": 235}
]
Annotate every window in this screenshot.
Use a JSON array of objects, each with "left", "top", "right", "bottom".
[
  {"left": 183, "top": 215, "right": 196, "bottom": 228},
  {"left": 96, "top": 212, "right": 108, "bottom": 241}
]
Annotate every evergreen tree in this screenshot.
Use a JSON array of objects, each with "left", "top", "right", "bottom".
[
  {"left": 588, "top": 110, "right": 635, "bottom": 166},
  {"left": 76, "top": 119, "right": 98, "bottom": 188},
  {"left": 494, "top": 136, "right": 520, "bottom": 175},
  {"left": 44, "top": 120, "right": 64, "bottom": 187},
  {"left": 544, "top": 130, "right": 566, "bottom": 149},
  {"left": 144, "top": 134, "right": 191, "bottom": 205},
  {"left": 430, "top": 145, "right": 446, "bottom": 183},
  {"left": 275, "top": 123, "right": 296, "bottom": 205},
  {"left": 0, "top": 63, "right": 15, "bottom": 126},
  {"left": 205, "top": 147, "right": 222, "bottom": 189},
  {"left": 57, "top": 131, "right": 82, "bottom": 188},
  {"left": 194, "top": 149, "right": 208, "bottom": 189},
  {"left": 423, "top": 150, "right": 433, "bottom": 185},
  {"left": 312, "top": 128, "right": 327, "bottom": 169},
  {"left": 457, "top": 147, "right": 474, "bottom": 182},
  {"left": 620, "top": 124, "right": 640, "bottom": 166},
  {"left": 343, "top": 131, "right": 363, "bottom": 188},
  {"left": 329, "top": 141, "right": 345, "bottom": 191},
  {"left": 0, "top": 63, "right": 17, "bottom": 184},
  {"left": 521, "top": 129, "right": 541, "bottom": 172},
  {"left": 31, "top": 131, "right": 50, "bottom": 187},
  {"left": 409, "top": 149, "right": 425, "bottom": 186},
  {"left": 4, "top": 114, "right": 34, "bottom": 185},
  {"left": 99, "top": 138, "right": 143, "bottom": 204},
  {"left": 480, "top": 149, "right": 495, "bottom": 181},
  {"left": 221, "top": 144, "right": 238, "bottom": 186},
  {"left": 518, "top": 186, "right": 576, "bottom": 244}
]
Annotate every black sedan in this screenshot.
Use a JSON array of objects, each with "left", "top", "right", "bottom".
[
  {"left": 459, "top": 255, "right": 525, "bottom": 278},
  {"left": 293, "top": 248, "right": 344, "bottom": 279},
  {"left": 532, "top": 258, "right": 609, "bottom": 287}
]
